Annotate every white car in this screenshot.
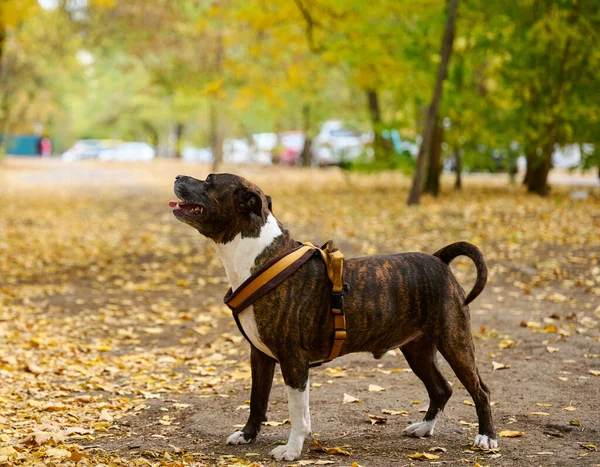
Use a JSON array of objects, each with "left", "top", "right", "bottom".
[
  {"left": 279, "top": 131, "right": 306, "bottom": 165},
  {"left": 182, "top": 146, "right": 213, "bottom": 163},
  {"left": 224, "top": 138, "right": 272, "bottom": 165},
  {"left": 252, "top": 133, "right": 277, "bottom": 165},
  {"left": 61, "top": 139, "right": 117, "bottom": 161},
  {"left": 98, "top": 142, "right": 155, "bottom": 162},
  {"left": 313, "top": 120, "right": 368, "bottom": 165}
]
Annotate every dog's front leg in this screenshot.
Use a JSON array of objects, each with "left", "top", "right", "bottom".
[
  {"left": 227, "top": 346, "right": 276, "bottom": 445},
  {"left": 270, "top": 357, "right": 310, "bottom": 461}
]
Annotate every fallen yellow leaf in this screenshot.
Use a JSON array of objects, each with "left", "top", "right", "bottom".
[
  {"left": 343, "top": 393, "right": 361, "bottom": 404},
  {"left": 499, "top": 430, "right": 524, "bottom": 437},
  {"left": 407, "top": 452, "right": 439, "bottom": 460},
  {"left": 21, "top": 431, "right": 65, "bottom": 446},
  {"left": 263, "top": 419, "right": 290, "bottom": 427},
  {"left": 312, "top": 439, "right": 350, "bottom": 456},
  {"left": 45, "top": 448, "right": 70, "bottom": 459},
  {"left": 99, "top": 408, "right": 114, "bottom": 422},
  {"left": 368, "top": 384, "right": 386, "bottom": 392},
  {"left": 382, "top": 409, "right": 408, "bottom": 416},
  {"left": 0, "top": 446, "right": 18, "bottom": 460},
  {"left": 459, "top": 420, "right": 479, "bottom": 428},
  {"left": 428, "top": 446, "right": 447, "bottom": 452},
  {"left": 365, "top": 412, "right": 387, "bottom": 425},
  {"left": 498, "top": 339, "right": 515, "bottom": 349},
  {"left": 492, "top": 361, "right": 509, "bottom": 370}
]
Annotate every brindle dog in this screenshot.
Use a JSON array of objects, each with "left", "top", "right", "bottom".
[{"left": 170, "top": 173, "right": 497, "bottom": 461}]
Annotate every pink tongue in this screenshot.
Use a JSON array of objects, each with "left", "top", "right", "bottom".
[{"left": 168, "top": 201, "right": 178, "bottom": 208}]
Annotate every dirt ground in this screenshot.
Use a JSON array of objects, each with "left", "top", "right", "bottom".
[{"left": 0, "top": 159, "right": 599, "bottom": 467}]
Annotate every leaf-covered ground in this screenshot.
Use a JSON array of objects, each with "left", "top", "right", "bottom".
[{"left": 1, "top": 159, "right": 599, "bottom": 467}]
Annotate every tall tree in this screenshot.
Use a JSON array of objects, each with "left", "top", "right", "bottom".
[
  {"left": 407, "top": 0, "right": 458, "bottom": 205},
  {"left": 499, "top": 0, "right": 600, "bottom": 195}
]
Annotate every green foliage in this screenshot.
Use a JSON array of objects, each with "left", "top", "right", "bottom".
[{"left": 1, "top": 0, "right": 598, "bottom": 180}]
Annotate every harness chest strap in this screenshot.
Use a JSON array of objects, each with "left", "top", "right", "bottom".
[{"left": 223, "top": 242, "right": 347, "bottom": 365}]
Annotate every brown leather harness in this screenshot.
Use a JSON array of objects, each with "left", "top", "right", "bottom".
[{"left": 223, "top": 242, "right": 346, "bottom": 367}]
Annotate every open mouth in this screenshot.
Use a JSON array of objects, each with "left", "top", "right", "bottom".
[{"left": 169, "top": 200, "right": 205, "bottom": 216}]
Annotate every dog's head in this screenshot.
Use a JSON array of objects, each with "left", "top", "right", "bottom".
[{"left": 170, "top": 173, "right": 272, "bottom": 243}]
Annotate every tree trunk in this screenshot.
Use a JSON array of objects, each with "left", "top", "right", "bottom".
[
  {"left": 508, "top": 151, "right": 518, "bottom": 184},
  {"left": 300, "top": 102, "right": 313, "bottom": 166},
  {"left": 210, "top": 99, "right": 223, "bottom": 172},
  {"left": 142, "top": 121, "right": 160, "bottom": 153},
  {"left": 0, "top": 27, "right": 7, "bottom": 149},
  {"left": 407, "top": 0, "right": 459, "bottom": 205},
  {"left": 173, "top": 123, "right": 184, "bottom": 159},
  {"left": 300, "top": 137, "right": 313, "bottom": 167},
  {"left": 0, "top": 27, "right": 5, "bottom": 76},
  {"left": 366, "top": 88, "right": 392, "bottom": 164},
  {"left": 423, "top": 120, "right": 444, "bottom": 196},
  {"left": 526, "top": 156, "right": 551, "bottom": 195},
  {"left": 454, "top": 146, "right": 462, "bottom": 189}
]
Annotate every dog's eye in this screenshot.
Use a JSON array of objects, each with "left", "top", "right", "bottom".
[{"left": 205, "top": 174, "right": 214, "bottom": 184}]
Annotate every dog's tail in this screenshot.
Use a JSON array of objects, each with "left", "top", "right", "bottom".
[{"left": 433, "top": 241, "right": 487, "bottom": 306}]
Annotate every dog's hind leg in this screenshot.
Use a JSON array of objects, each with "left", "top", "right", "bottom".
[
  {"left": 401, "top": 337, "right": 453, "bottom": 437},
  {"left": 227, "top": 346, "right": 276, "bottom": 445},
  {"left": 437, "top": 330, "right": 497, "bottom": 449}
]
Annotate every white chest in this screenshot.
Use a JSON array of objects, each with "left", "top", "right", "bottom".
[
  {"left": 210, "top": 214, "right": 282, "bottom": 359},
  {"left": 237, "top": 306, "right": 276, "bottom": 359}
]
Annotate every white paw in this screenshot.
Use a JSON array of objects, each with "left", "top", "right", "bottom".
[
  {"left": 404, "top": 420, "right": 436, "bottom": 437},
  {"left": 270, "top": 443, "right": 303, "bottom": 461},
  {"left": 473, "top": 434, "right": 498, "bottom": 449},
  {"left": 227, "top": 430, "right": 251, "bottom": 445}
]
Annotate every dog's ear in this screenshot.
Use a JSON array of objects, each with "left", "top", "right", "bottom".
[
  {"left": 266, "top": 195, "right": 272, "bottom": 212},
  {"left": 234, "top": 187, "right": 263, "bottom": 217}
]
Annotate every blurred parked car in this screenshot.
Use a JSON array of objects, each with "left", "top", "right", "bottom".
[
  {"left": 98, "top": 142, "right": 155, "bottom": 161},
  {"left": 313, "top": 120, "right": 368, "bottom": 165},
  {"left": 224, "top": 138, "right": 272, "bottom": 165},
  {"left": 382, "top": 129, "right": 419, "bottom": 158},
  {"left": 253, "top": 133, "right": 277, "bottom": 151},
  {"left": 182, "top": 146, "right": 213, "bottom": 163},
  {"left": 279, "top": 131, "right": 305, "bottom": 165},
  {"left": 61, "top": 139, "right": 117, "bottom": 161},
  {"left": 252, "top": 133, "right": 278, "bottom": 164}
]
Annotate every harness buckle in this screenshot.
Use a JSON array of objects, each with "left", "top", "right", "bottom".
[
  {"left": 333, "top": 329, "right": 347, "bottom": 340},
  {"left": 330, "top": 292, "right": 344, "bottom": 313}
]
